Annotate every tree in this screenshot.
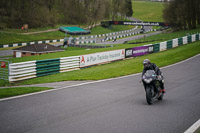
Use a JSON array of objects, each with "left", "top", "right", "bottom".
[
  {"left": 111, "top": 0, "right": 122, "bottom": 21},
  {"left": 125, "top": 0, "right": 133, "bottom": 17},
  {"left": 0, "top": 0, "right": 134, "bottom": 29},
  {"left": 163, "top": 0, "right": 200, "bottom": 30}
]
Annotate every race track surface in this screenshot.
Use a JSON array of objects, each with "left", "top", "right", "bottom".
[{"left": 0, "top": 55, "right": 200, "bottom": 133}]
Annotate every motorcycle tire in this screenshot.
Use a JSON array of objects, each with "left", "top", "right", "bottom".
[{"left": 146, "top": 87, "right": 153, "bottom": 105}]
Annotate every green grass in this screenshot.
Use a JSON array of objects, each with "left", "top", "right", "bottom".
[
  {"left": 0, "top": 87, "right": 53, "bottom": 99},
  {"left": 132, "top": 1, "right": 164, "bottom": 22},
  {"left": 6, "top": 40, "right": 199, "bottom": 86},
  {"left": 7, "top": 26, "right": 200, "bottom": 63},
  {"left": 90, "top": 25, "right": 134, "bottom": 35},
  {"left": 0, "top": 31, "right": 65, "bottom": 45},
  {"left": 0, "top": 25, "right": 134, "bottom": 45},
  {"left": 128, "top": 27, "right": 200, "bottom": 44}
]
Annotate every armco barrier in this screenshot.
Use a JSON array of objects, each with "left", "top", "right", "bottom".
[
  {"left": 160, "top": 41, "right": 167, "bottom": 51},
  {"left": 6, "top": 33, "right": 200, "bottom": 82},
  {"left": 196, "top": 34, "right": 199, "bottom": 41},
  {"left": 178, "top": 37, "right": 183, "bottom": 46},
  {"left": 167, "top": 40, "right": 173, "bottom": 49},
  {"left": 9, "top": 61, "right": 37, "bottom": 82},
  {"left": 172, "top": 38, "right": 178, "bottom": 48},
  {"left": 188, "top": 36, "right": 192, "bottom": 43},
  {"left": 183, "top": 36, "right": 187, "bottom": 45},
  {"left": 60, "top": 56, "right": 80, "bottom": 73},
  {"left": 153, "top": 43, "right": 160, "bottom": 53},
  {"left": 9, "top": 56, "right": 80, "bottom": 82},
  {"left": 0, "top": 39, "right": 64, "bottom": 49},
  {"left": 192, "top": 34, "right": 196, "bottom": 42},
  {"left": 36, "top": 58, "right": 60, "bottom": 77}
]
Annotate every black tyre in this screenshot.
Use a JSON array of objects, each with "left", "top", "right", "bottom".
[{"left": 146, "top": 87, "right": 153, "bottom": 105}]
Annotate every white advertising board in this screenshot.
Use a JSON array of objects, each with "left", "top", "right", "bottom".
[{"left": 80, "top": 49, "right": 125, "bottom": 68}]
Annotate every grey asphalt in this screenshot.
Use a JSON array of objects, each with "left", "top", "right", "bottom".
[
  {"left": 0, "top": 50, "right": 13, "bottom": 57},
  {"left": 0, "top": 54, "right": 200, "bottom": 133},
  {"left": 97, "top": 30, "right": 162, "bottom": 45}
]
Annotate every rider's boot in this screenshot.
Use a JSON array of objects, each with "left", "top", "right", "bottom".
[
  {"left": 160, "top": 82, "right": 165, "bottom": 93},
  {"left": 162, "top": 89, "right": 166, "bottom": 93}
]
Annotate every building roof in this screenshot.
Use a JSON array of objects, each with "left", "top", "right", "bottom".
[
  {"left": 59, "top": 26, "right": 91, "bottom": 35},
  {"left": 13, "top": 44, "right": 65, "bottom": 53}
]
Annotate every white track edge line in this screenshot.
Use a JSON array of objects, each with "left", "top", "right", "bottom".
[{"left": 184, "top": 119, "right": 200, "bottom": 133}]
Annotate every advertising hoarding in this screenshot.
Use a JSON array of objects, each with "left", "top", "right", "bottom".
[
  {"left": 125, "top": 46, "right": 149, "bottom": 58},
  {"left": 80, "top": 49, "right": 125, "bottom": 68},
  {"left": 101, "top": 21, "right": 168, "bottom": 27}
]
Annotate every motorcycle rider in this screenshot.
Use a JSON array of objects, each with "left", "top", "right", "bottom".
[{"left": 142, "top": 59, "right": 166, "bottom": 93}]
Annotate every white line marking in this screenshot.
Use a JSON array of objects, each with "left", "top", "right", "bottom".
[
  {"left": 0, "top": 54, "right": 199, "bottom": 102},
  {"left": 184, "top": 119, "right": 200, "bottom": 133}
]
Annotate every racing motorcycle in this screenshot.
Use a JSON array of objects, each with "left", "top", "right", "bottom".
[{"left": 142, "top": 70, "right": 164, "bottom": 105}]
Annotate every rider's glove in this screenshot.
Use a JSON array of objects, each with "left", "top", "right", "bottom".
[{"left": 157, "top": 75, "right": 162, "bottom": 80}]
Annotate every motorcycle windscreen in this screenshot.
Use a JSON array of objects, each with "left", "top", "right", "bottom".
[{"left": 144, "top": 70, "right": 156, "bottom": 78}]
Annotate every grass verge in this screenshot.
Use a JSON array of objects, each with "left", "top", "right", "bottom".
[
  {"left": 0, "top": 87, "right": 53, "bottom": 99},
  {"left": 0, "top": 25, "right": 134, "bottom": 45},
  {"left": 132, "top": 1, "right": 164, "bottom": 22},
  {"left": 128, "top": 27, "right": 200, "bottom": 44}
]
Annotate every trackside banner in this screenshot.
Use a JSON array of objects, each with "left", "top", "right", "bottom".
[
  {"left": 145, "top": 44, "right": 154, "bottom": 53},
  {"left": 125, "top": 46, "right": 149, "bottom": 58},
  {"left": 101, "top": 21, "right": 168, "bottom": 27},
  {"left": 80, "top": 49, "right": 125, "bottom": 68}
]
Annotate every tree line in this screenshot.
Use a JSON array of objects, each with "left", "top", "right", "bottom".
[
  {"left": 0, "top": 0, "right": 133, "bottom": 29},
  {"left": 163, "top": 0, "right": 200, "bottom": 30}
]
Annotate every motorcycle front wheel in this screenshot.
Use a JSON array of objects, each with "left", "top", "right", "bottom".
[{"left": 146, "top": 87, "right": 153, "bottom": 105}]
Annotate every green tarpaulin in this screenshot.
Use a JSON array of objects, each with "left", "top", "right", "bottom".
[{"left": 59, "top": 26, "right": 91, "bottom": 35}]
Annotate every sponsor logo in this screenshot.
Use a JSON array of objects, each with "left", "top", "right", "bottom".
[
  {"left": 148, "top": 46, "right": 154, "bottom": 53},
  {"left": 81, "top": 56, "right": 85, "bottom": 63},
  {"left": 80, "top": 50, "right": 124, "bottom": 67},
  {"left": 1, "top": 62, "right": 6, "bottom": 68},
  {"left": 123, "top": 21, "right": 162, "bottom": 26},
  {"left": 126, "top": 49, "right": 132, "bottom": 57},
  {"left": 132, "top": 48, "right": 148, "bottom": 54}
]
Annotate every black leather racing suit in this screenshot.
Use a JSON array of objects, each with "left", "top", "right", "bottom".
[{"left": 142, "top": 63, "right": 164, "bottom": 91}]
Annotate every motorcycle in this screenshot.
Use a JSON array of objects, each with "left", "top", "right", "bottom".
[{"left": 142, "top": 70, "right": 164, "bottom": 105}]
